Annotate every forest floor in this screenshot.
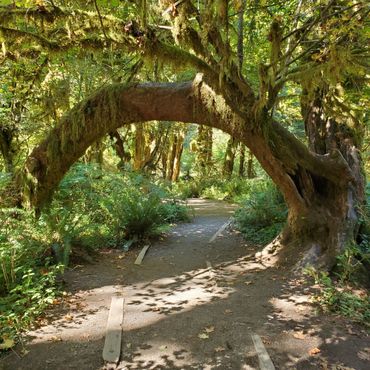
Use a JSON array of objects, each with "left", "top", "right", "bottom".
[{"left": 1, "top": 199, "right": 369, "bottom": 370}]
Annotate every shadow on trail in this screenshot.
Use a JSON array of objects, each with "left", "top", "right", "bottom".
[{"left": 1, "top": 200, "right": 368, "bottom": 369}]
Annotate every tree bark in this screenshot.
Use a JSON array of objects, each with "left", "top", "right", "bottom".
[
  {"left": 84, "top": 140, "right": 104, "bottom": 165},
  {"left": 276, "top": 88, "right": 366, "bottom": 269},
  {"left": 166, "top": 133, "right": 177, "bottom": 181},
  {"left": 246, "top": 149, "right": 255, "bottom": 179},
  {"left": 109, "top": 130, "right": 131, "bottom": 169},
  {"left": 0, "top": 125, "right": 16, "bottom": 173},
  {"left": 196, "top": 125, "right": 213, "bottom": 176},
  {"left": 16, "top": 75, "right": 363, "bottom": 269},
  {"left": 133, "top": 123, "right": 145, "bottom": 171},
  {"left": 172, "top": 131, "right": 185, "bottom": 182},
  {"left": 222, "top": 137, "right": 237, "bottom": 179}
]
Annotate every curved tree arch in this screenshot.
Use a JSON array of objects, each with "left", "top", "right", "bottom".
[
  {"left": 1, "top": 1, "right": 367, "bottom": 270},
  {"left": 20, "top": 73, "right": 363, "bottom": 270}
]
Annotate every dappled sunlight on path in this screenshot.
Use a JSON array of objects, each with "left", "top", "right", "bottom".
[{"left": 1, "top": 200, "right": 368, "bottom": 370}]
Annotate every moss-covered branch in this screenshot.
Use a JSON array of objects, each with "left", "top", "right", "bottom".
[{"left": 18, "top": 75, "right": 353, "bottom": 213}]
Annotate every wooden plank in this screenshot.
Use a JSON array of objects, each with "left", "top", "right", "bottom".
[
  {"left": 134, "top": 244, "right": 150, "bottom": 265},
  {"left": 206, "top": 260, "right": 217, "bottom": 287},
  {"left": 102, "top": 297, "right": 124, "bottom": 364},
  {"left": 251, "top": 333, "right": 275, "bottom": 370},
  {"left": 208, "top": 218, "right": 232, "bottom": 243}
]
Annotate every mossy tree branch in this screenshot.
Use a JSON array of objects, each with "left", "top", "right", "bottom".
[{"left": 21, "top": 75, "right": 352, "bottom": 213}]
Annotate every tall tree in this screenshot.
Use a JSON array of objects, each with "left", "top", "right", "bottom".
[
  {"left": 1, "top": 0, "right": 368, "bottom": 269},
  {"left": 196, "top": 125, "right": 213, "bottom": 176},
  {"left": 222, "top": 137, "right": 237, "bottom": 179}
]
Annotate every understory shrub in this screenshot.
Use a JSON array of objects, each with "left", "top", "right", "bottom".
[
  {"left": 306, "top": 246, "right": 370, "bottom": 327},
  {"left": 45, "top": 163, "right": 190, "bottom": 251},
  {"left": 0, "top": 164, "right": 189, "bottom": 346},
  {"left": 234, "top": 179, "right": 287, "bottom": 245},
  {"left": 171, "top": 176, "right": 253, "bottom": 202},
  {"left": 0, "top": 208, "right": 62, "bottom": 343}
]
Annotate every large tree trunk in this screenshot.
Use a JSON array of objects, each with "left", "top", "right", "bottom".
[
  {"left": 276, "top": 88, "right": 366, "bottom": 269},
  {"left": 14, "top": 75, "right": 364, "bottom": 270}
]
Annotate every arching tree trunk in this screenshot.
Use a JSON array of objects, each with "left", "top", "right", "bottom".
[{"left": 13, "top": 75, "right": 364, "bottom": 270}]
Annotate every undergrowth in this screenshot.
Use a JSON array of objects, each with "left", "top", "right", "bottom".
[
  {"left": 0, "top": 164, "right": 189, "bottom": 348},
  {"left": 171, "top": 176, "right": 253, "bottom": 202},
  {"left": 0, "top": 208, "right": 63, "bottom": 347},
  {"left": 234, "top": 179, "right": 287, "bottom": 245},
  {"left": 306, "top": 249, "right": 370, "bottom": 327}
]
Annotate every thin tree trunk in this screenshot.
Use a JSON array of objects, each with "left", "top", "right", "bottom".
[
  {"left": 172, "top": 131, "right": 185, "bottom": 181},
  {"left": 134, "top": 123, "right": 145, "bottom": 171},
  {"left": 109, "top": 130, "right": 131, "bottom": 169},
  {"left": 239, "top": 143, "right": 245, "bottom": 177},
  {"left": 84, "top": 140, "right": 104, "bottom": 164},
  {"left": 246, "top": 149, "right": 255, "bottom": 179},
  {"left": 161, "top": 151, "right": 168, "bottom": 179},
  {"left": 166, "top": 133, "right": 177, "bottom": 181},
  {"left": 0, "top": 126, "right": 16, "bottom": 173},
  {"left": 142, "top": 123, "right": 166, "bottom": 171},
  {"left": 237, "top": 0, "right": 246, "bottom": 73},
  {"left": 196, "top": 125, "right": 212, "bottom": 176},
  {"left": 222, "top": 137, "right": 237, "bottom": 179}
]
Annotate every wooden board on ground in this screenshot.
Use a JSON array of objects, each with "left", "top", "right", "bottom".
[
  {"left": 206, "top": 260, "right": 217, "bottom": 287},
  {"left": 208, "top": 218, "right": 232, "bottom": 243},
  {"left": 134, "top": 244, "right": 150, "bottom": 265},
  {"left": 102, "top": 297, "right": 124, "bottom": 364},
  {"left": 251, "top": 333, "right": 275, "bottom": 370}
]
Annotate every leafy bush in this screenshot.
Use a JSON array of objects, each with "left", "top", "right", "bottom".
[
  {"left": 172, "top": 176, "right": 253, "bottom": 202},
  {"left": 201, "top": 185, "right": 228, "bottom": 200},
  {"left": 159, "top": 199, "right": 190, "bottom": 223},
  {"left": 234, "top": 179, "right": 287, "bottom": 245},
  {"left": 44, "top": 164, "right": 190, "bottom": 251},
  {"left": 171, "top": 179, "right": 204, "bottom": 199},
  {"left": 0, "top": 173, "right": 11, "bottom": 190},
  {"left": 0, "top": 263, "right": 62, "bottom": 343},
  {"left": 0, "top": 208, "right": 62, "bottom": 343},
  {"left": 306, "top": 266, "right": 370, "bottom": 326},
  {"left": 0, "top": 164, "right": 190, "bottom": 346}
]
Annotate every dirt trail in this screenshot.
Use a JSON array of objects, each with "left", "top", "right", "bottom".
[{"left": 1, "top": 199, "right": 369, "bottom": 370}]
